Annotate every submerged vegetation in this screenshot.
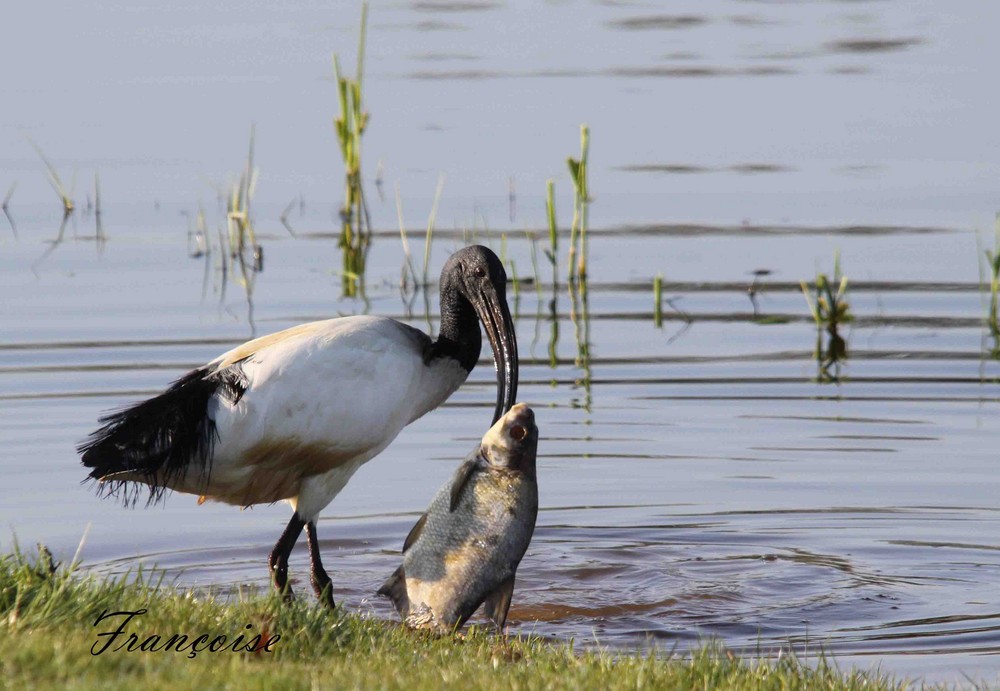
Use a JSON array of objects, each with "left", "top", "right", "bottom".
[{"left": 0, "top": 547, "right": 908, "bottom": 690}]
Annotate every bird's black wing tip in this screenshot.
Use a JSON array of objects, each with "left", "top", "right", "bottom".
[{"left": 80, "top": 472, "right": 172, "bottom": 509}]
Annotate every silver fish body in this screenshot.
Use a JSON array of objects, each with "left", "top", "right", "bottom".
[{"left": 378, "top": 403, "right": 538, "bottom": 632}]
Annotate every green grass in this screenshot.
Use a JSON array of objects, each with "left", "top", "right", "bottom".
[{"left": 0, "top": 547, "right": 915, "bottom": 690}]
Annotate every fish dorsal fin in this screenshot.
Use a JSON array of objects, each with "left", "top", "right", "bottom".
[
  {"left": 402, "top": 513, "right": 427, "bottom": 553},
  {"left": 449, "top": 455, "right": 482, "bottom": 513}
]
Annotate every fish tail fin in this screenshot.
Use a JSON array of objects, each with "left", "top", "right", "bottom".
[
  {"left": 482, "top": 575, "right": 515, "bottom": 631},
  {"left": 377, "top": 565, "right": 409, "bottom": 616}
]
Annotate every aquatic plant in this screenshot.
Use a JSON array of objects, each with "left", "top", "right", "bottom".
[
  {"left": 800, "top": 252, "right": 852, "bottom": 330},
  {"left": 333, "top": 1, "right": 371, "bottom": 298},
  {"left": 566, "top": 125, "right": 591, "bottom": 282},
  {"left": 422, "top": 174, "right": 444, "bottom": 288},
  {"left": 26, "top": 138, "right": 74, "bottom": 218},
  {"left": 395, "top": 184, "right": 418, "bottom": 298},
  {"left": 544, "top": 178, "right": 557, "bottom": 269},
  {"left": 981, "top": 212, "right": 1000, "bottom": 340},
  {"left": 801, "top": 252, "right": 852, "bottom": 382},
  {"left": 226, "top": 124, "right": 260, "bottom": 272},
  {"left": 653, "top": 274, "right": 664, "bottom": 328}
]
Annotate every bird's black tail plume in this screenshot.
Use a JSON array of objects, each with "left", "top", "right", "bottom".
[{"left": 78, "top": 363, "right": 248, "bottom": 507}]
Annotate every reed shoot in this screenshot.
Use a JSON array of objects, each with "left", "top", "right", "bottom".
[
  {"left": 544, "top": 178, "right": 557, "bottom": 267},
  {"left": 395, "top": 183, "right": 418, "bottom": 294},
  {"left": 983, "top": 212, "right": 1000, "bottom": 338},
  {"left": 333, "top": 1, "right": 371, "bottom": 298},
  {"left": 654, "top": 274, "right": 663, "bottom": 328},
  {"left": 27, "top": 138, "right": 74, "bottom": 216},
  {"left": 800, "top": 252, "right": 852, "bottom": 330},
  {"left": 226, "top": 125, "right": 260, "bottom": 269},
  {"left": 422, "top": 174, "right": 445, "bottom": 287},
  {"left": 566, "top": 125, "right": 591, "bottom": 282}
]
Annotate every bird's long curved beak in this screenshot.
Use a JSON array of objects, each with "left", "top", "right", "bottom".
[{"left": 476, "top": 283, "right": 518, "bottom": 425}]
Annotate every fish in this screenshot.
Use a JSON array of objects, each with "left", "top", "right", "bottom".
[{"left": 378, "top": 403, "right": 538, "bottom": 632}]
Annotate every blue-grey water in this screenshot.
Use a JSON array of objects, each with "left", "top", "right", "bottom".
[{"left": 3, "top": 1, "right": 1000, "bottom": 686}]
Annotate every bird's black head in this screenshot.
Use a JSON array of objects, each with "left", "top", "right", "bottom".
[{"left": 439, "top": 245, "right": 519, "bottom": 424}]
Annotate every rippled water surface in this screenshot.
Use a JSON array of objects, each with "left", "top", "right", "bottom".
[{"left": 3, "top": 0, "right": 1000, "bottom": 686}]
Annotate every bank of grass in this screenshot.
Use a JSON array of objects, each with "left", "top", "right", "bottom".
[{"left": 1, "top": 549, "right": 910, "bottom": 690}]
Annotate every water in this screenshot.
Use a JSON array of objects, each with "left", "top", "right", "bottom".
[{"left": 3, "top": 0, "right": 1000, "bottom": 685}]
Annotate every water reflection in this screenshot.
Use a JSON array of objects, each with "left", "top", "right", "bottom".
[
  {"left": 815, "top": 323, "right": 848, "bottom": 384},
  {"left": 3, "top": 182, "right": 17, "bottom": 238},
  {"left": 568, "top": 278, "right": 592, "bottom": 412}
]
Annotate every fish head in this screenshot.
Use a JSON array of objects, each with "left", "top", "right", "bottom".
[{"left": 479, "top": 403, "right": 537, "bottom": 478}]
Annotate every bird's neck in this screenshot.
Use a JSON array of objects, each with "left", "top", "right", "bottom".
[{"left": 430, "top": 291, "right": 481, "bottom": 373}]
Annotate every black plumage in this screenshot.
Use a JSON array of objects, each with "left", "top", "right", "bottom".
[{"left": 77, "top": 361, "right": 249, "bottom": 506}]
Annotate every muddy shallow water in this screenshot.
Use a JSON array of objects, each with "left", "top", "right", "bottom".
[{"left": 3, "top": 0, "right": 1000, "bottom": 685}]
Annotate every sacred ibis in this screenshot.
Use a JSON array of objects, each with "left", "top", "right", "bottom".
[{"left": 78, "top": 245, "right": 518, "bottom": 608}]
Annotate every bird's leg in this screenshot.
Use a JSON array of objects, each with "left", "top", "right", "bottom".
[
  {"left": 269, "top": 513, "right": 305, "bottom": 601},
  {"left": 306, "top": 521, "right": 335, "bottom": 609}
]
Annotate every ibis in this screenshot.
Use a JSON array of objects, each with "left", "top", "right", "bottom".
[{"left": 78, "top": 245, "right": 518, "bottom": 608}]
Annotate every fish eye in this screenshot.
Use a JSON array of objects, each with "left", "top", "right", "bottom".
[{"left": 509, "top": 424, "right": 527, "bottom": 441}]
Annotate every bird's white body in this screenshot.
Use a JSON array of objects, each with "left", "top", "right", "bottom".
[{"left": 168, "top": 315, "right": 468, "bottom": 519}]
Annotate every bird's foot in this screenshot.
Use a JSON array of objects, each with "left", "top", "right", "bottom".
[{"left": 312, "top": 580, "right": 336, "bottom": 610}]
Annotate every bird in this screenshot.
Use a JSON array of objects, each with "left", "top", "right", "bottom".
[{"left": 78, "top": 245, "right": 518, "bottom": 609}]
